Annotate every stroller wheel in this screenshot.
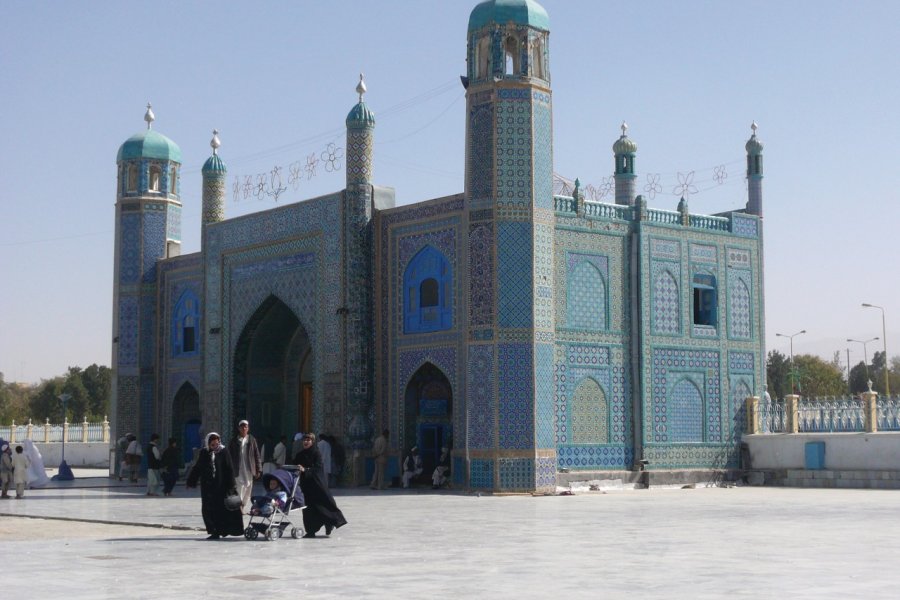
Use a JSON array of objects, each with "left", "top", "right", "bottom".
[
  {"left": 245, "top": 526, "right": 258, "bottom": 540},
  {"left": 265, "top": 527, "right": 279, "bottom": 542},
  {"left": 291, "top": 526, "right": 304, "bottom": 539}
]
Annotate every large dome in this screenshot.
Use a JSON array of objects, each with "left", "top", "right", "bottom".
[
  {"left": 468, "top": 0, "right": 549, "bottom": 32},
  {"left": 116, "top": 129, "right": 182, "bottom": 163}
]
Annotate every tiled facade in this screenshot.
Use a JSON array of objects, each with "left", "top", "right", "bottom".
[{"left": 110, "top": 0, "right": 765, "bottom": 492}]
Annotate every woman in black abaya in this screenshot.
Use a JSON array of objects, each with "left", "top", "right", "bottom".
[
  {"left": 294, "top": 433, "right": 347, "bottom": 538},
  {"left": 186, "top": 432, "right": 244, "bottom": 539}
]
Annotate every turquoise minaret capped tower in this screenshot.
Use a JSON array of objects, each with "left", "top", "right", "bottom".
[
  {"left": 613, "top": 121, "right": 637, "bottom": 206},
  {"left": 344, "top": 74, "right": 376, "bottom": 449},
  {"left": 111, "top": 104, "right": 182, "bottom": 445},
  {"left": 745, "top": 121, "right": 764, "bottom": 217},
  {"left": 464, "top": 0, "right": 557, "bottom": 492},
  {"left": 201, "top": 129, "right": 227, "bottom": 247}
]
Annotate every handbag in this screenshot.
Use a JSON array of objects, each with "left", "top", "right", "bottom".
[{"left": 224, "top": 490, "right": 242, "bottom": 511}]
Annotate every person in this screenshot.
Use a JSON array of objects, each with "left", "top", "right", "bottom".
[
  {"left": 330, "top": 435, "right": 346, "bottom": 487},
  {"left": 370, "top": 429, "right": 389, "bottom": 490},
  {"left": 12, "top": 445, "right": 30, "bottom": 499},
  {"left": 146, "top": 433, "right": 162, "bottom": 496},
  {"left": 125, "top": 433, "right": 142, "bottom": 482},
  {"left": 432, "top": 446, "right": 451, "bottom": 489},
  {"left": 1, "top": 444, "right": 12, "bottom": 498},
  {"left": 294, "top": 433, "right": 347, "bottom": 538},
  {"left": 186, "top": 432, "right": 244, "bottom": 539},
  {"left": 250, "top": 475, "right": 288, "bottom": 517},
  {"left": 227, "top": 419, "right": 262, "bottom": 514},
  {"left": 317, "top": 433, "right": 332, "bottom": 489},
  {"left": 161, "top": 437, "right": 182, "bottom": 496},
  {"left": 23, "top": 440, "right": 50, "bottom": 488},
  {"left": 272, "top": 435, "right": 287, "bottom": 468},
  {"left": 116, "top": 433, "right": 130, "bottom": 481},
  {"left": 401, "top": 446, "right": 422, "bottom": 488},
  {"left": 291, "top": 432, "right": 304, "bottom": 464}
]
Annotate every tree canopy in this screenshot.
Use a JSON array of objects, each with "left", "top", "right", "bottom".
[{"left": 0, "top": 364, "right": 110, "bottom": 423}]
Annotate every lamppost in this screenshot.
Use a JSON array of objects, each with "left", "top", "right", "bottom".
[
  {"left": 862, "top": 303, "right": 890, "bottom": 397},
  {"left": 776, "top": 329, "right": 806, "bottom": 395},
  {"left": 847, "top": 337, "right": 879, "bottom": 383},
  {"left": 51, "top": 393, "right": 75, "bottom": 481}
]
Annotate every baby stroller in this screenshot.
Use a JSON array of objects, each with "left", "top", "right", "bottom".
[{"left": 244, "top": 466, "right": 305, "bottom": 541}]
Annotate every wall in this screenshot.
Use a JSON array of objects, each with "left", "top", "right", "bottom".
[
  {"left": 744, "top": 432, "right": 900, "bottom": 470},
  {"left": 30, "top": 443, "right": 111, "bottom": 469}
]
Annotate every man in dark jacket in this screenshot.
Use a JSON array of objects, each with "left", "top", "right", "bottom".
[{"left": 227, "top": 419, "right": 262, "bottom": 513}]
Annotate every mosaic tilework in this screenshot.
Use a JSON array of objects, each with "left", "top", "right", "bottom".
[
  {"left": 558, "top": 445, "right": 633, "bottom": 470},
  {"left": 469, "top": 458, "right": 494, "bottom": 489},
  {"left": 566, "top": 257, "right": 607, "bottom": 330},
  {"left": 499, "top": 457, "right": 534, "bottom": 490},
  {"left": 117, "top": 296, "right": 138, "bottom": 367},
  {"left": 116, "top": 375, "right": 139, "bottom": 443},
  {"left": 452, "top": 456, "right": 466, "bottom": 486},
  {"left": 535, "top": 455, "right": 556, "bottom": 488},
  {"left": 140, "top": 377, "right": 155, "bottom": 447},
  {"left": 535, "top": 342, "right": 555, "bottom": 448},
  {"left": 651, "top": 262, "right": 680, "bottom": 335},
  {"left": 167, "top": 203, "right": 181, "bottom": 243},
  {"left": 496, "top": 94, "right": 532, "bottom": 208},
  {"left": 534, "top": 222, "right": 554, "bottom": 330},
  {"left": 650, "top": 348, "right": 721, "bottom": 444},
  {"left": 650, "top": 237, "right": 681, "bottom": 260},
  {"left": 728, "top": 351, "right": 754, "bottom": 373},
  {"left": 140, "top": 293, "right": 156, "bottom": 369},
  {"left": 346, "top": 128, "right": 373, "bottom": 185},
  {"left": 142, "top": 206, "right": 167, "bottom": 283},
  {"left": 468, "top": 102, "right": 494, "bottom": 202},
  {"left": 533, "top": 94, "right": 553, "bottom": 211},
  {"left": 727, "top": 247, "right": 751, "bottom": 268},
  {"left": 467, "top": 344, "right": 495, "bottom": 449},
  {"left": 689, "top": 243, "right": 717, "bottom": 264},
  {"left": 731, "top": 214, "right": 759, "bottom": 238},
  {"left": 498, "top": 343, "right": 534, "bottom": 449},
  {"left": 119, "top": 212, "right": 140, "bottom": 284},
  {"left": 468, "top": 222, "right": 494, "bottom": 327},
  {"left": 730, "top": 377, "right": 752, "bottom": 441},
  {"left": 728, "top": 269, "right": 752, "bottom": 340},
  {"left": 497, "top": 221, "right": 533, "bottom": 328},
  {"left": 570, "top": 377, "right": 609, "bottom": 444},
  {"left": 202, "top": 175, "right": 226, "bottom": 224}
]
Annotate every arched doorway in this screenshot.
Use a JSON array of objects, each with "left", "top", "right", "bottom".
[
  {"left": 404, "top": 363, "right": 452, "bottom": 479},
  {"left": 172, "top": 381, "right": 201, "bottom": 463},
  {"left": 233, "top": 295, "right": 313, "bottom": 450}
]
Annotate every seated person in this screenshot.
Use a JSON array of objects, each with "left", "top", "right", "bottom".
[
  {"left": 401, "top": 446, "right": 423, "bottom": 489},
  {"left": 432, "top": 446, "right": 450, "bottom": 489},
  {"left": 250, "top": 476, "right": 288, "bottom": 516}
]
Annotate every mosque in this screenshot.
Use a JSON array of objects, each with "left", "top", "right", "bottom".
[{"left": 110, "top": 0, "right": 765, "bottom": 492}]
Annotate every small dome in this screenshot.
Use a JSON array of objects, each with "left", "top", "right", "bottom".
[
  {"left": 202, "top": 130, "right": 227, "bottom": 174},
  {"left": 468, "top": 0, "right": 549, "bottom": 32},
  {"left": 117, "top": 129, "right": 182, "bottom": 163},
  {"left": 613, "top": 123, "right": 637, "bottom": 154},
  {"left": 746, "top": 121, "right": 763, "bottom": 154},
  {"left": 346, "top": 101, "right": 376, "bottom": 127}
]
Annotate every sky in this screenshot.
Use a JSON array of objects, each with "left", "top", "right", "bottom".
[{"left": 1, "top": 0, "right": 898, "bottom": 384}]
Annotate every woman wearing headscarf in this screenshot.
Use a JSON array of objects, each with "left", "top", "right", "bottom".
[
  {"left": 186, "top": 432, "right": 244, "bottom": 539},
  {"left": 293, "top": 433, "right": 347, "bottom": 538}
]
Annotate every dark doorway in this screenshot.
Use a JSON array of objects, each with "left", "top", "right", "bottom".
[
  {"left": 172, "top": 382, "right": 201, "bottom": 463},
  {"left": 404, "top": 363, "right": 452, "bottom": 478}
]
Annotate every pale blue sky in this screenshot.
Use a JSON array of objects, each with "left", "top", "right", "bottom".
[{"left": 1, "top": 1, "right": 898, "bottom": 383}]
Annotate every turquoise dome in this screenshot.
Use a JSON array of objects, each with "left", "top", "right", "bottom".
[
  {"left": 613, "top": 135, "right": 637, "bottom": 155},
  {"left": 346, "top": 101, "right": 376, "bottom": 127},
  {"left": 468, "top": 0, "right": 549, "bottom": 32},
  {"left": 745, "top": 134, "right": 764, "bottom": 155},
  {"left": 117, "top": 129, "right": 182, "bottom": 163},
  {"left": 202, "top": 154, "right": 227, "bottom": 174}
]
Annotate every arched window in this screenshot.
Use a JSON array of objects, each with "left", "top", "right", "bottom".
[
  {"left": 653, "top": 269, "right": 680, "bottom": 335},
  {"left": 149, "top": 165, "right": 161, "bottom": 192},
  {"left": 530, "top": 36, "right": 544, "bottom": 79},
  {"left": 504, "top": 36, "right": 519, "bottom": 75},
  {"left": 127, "top": 165, "right": 137, "bottom": 192},
  {"left": 692, "top": 273, "right": 717, "bottom": 327},
  {"left": 670, "top": 378, "right": 703, "bottom": 442},
  {"left": 169, "top": 165, "right": 178, "bottom": 195},
  {"left": 567, "top": 260, "right": 606, "bottom": 331},
  {"left": 571, "top": 378, "right": 609, "bottom": 444},
  {"left": 477, "top": 35, "right": 490, "bottom": 79},
  {"left": 730, "top": 278, "right": 751, "bottom": 339},
  {"left": 172, "top": 290, "right": 201, "bottom": 357},
  {"left": 404, "top": 246, "right": 452, "bottom": 334}
]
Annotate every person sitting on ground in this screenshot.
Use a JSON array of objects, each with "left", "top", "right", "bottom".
[
  {"left": 250, "top": 476, "right": 288, "bottom": 517},
  {"left": 401, "top": 446, "right": 423, "bottom": 489},
  {"left": 432, "top": 446, "right": 451, "bottom": 489}
]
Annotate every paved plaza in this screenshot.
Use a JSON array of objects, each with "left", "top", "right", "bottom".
[{"left": 2, "top": 471, "right": 899, "bottom": 599}]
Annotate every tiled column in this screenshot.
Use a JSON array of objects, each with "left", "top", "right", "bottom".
[{"left": 784, "top": 394, "right": 800, "bottom": 433}]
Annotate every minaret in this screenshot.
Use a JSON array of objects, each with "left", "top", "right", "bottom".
[
  {"left": 111, "top": 104, "right": 182, "bottom": 446},
  {"left": 613, "top": 121, "right": 638, "bottom": 206},
  {"left": 201, "top": 129, "right": 226, "bottom": 248},
  {"left": 344, "top": 74, "right": 376, "bottom": 451},
  {"left": 464, "top": 0, "right": 556, "bottom": 493},
  {"left": 745, "top": 122, "right": 764, "bottom": 217}
]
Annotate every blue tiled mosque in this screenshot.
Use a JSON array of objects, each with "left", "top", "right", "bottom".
[{"left": 111, "top": 0, "right": 765, "bottom": 492}]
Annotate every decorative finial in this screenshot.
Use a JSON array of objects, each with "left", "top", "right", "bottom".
[
  {"left": 211, "top": 129, "right": 221, "bottom": 155},
  {"left": 144, "top": 103, "right": 155, "bottom": 130},
  {"left": 867, "top": 379, "right": 874, "bottom": 393},
  {"left": 751, "top": 121, "right": 758, "bottom": 136},
  {"left": 621, "top": 121, "right": 628, "bottom": 137},
  {"left": 356, "top": 73, "right": 367, "bottom": 103}
]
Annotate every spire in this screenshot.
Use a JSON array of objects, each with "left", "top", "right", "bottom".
[
  {"left": 613, "top": 121, "right": 637, "bottom": 206},
  {"left": 356, "top": 73, "right": 367, "bottom": 103},
  {"left": 745, "top": 121, "right": 764, "bottom": 217},
  {"left": 144, "top": 103, "right": 155, "bottom": 130},
  {"left": 211, "top": 129, "right": 221, "bottom": 155}
]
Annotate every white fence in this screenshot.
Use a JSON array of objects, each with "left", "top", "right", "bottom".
[{"left": 0, "top": 418, "right": 110, "bottom": 444}]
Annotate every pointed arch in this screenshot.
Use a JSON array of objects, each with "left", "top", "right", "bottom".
[
  {"left": 171, "top": 380, "right": 201, "bottom": 463},
  {"left": 669, "top": 378, "right": 704, "bottom": 442},
  {"left": 730, "top": 278, "right": 751, "bottom": 339},
  {"left": 692, "top": 271, "right": 718, "bottom": 327},
  {"left": 403, "top": 245, "right": 453, "bottom": 333},
  {"left": 653, "top": 269, "right": 680, "bottom": 335},
  {"left": 403, "top": 362, "right": 453, "bottom": 479},
  {"left": 172, "top": 289, "right": 201, "bottom": 357},
  {"left": 567, "top": 260, "right": 607, "bottom": 330},
  {"left": 570, "top": 377, "right": 609, "bottom": 444}
]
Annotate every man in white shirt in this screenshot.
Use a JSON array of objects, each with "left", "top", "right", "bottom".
[
  {"left": 227, "top": 419, "right": 262, "bottom": 513},
  {"left": 273, "top": 435, "right": 287, "bottom": 468}
]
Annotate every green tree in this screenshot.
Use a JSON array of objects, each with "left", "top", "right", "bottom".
[
  {"left": 793, "top": 354, "right": 846, "bottom": 398},
  {"left": 848, "top": 362, "right": 870, "bottom": 394},
  {"left": 80, "top": 363, "right": 111, "bottom": 418},
  {"left": 28, "top": 376, "right": 66, "bottom": 421},
  {"left": 766, "top": 350, "right": 790, "bottom": 400}
]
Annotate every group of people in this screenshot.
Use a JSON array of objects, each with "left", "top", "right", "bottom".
[
  {"left": 371, "top": 429, "right": 451, "bottom": 490},
  {"left": 0, "top": 439, "right": 50, "bottom": 498},
  {"left": 116, "top": 432, "right": 185, "bottom": 497},
  {"left": 185, "top": 420, "right": 347, "bottom": 540}
]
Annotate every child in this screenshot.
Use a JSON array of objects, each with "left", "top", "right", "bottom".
[
  {"left": 249, "top": 476, "right": 287, "bottom": 516},
  {"left": 12, "top": 446, "right": 30, "bottom": 499}
]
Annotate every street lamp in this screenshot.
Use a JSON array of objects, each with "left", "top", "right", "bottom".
[
  {"left": 776, "top": 329, "right": 806, "bottom": 395},
  {"left": 862, "top": 303, "right": 890, "bottom": 397},
  {"left": 847, "top": 337, "right": 879, "bottom": 383},
  {"left": 51, "top": 393, "right": 75, "bottom": 481}
]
